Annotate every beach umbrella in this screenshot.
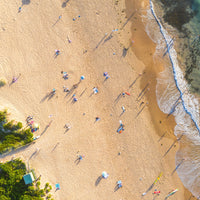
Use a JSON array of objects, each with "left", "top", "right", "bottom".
[
  {"left": 32, "top": 123, "right": 39, "bottom": 129},
  {"left": 55, "top": 183, "right": 60, "bottom": 190},
  {"left": 102, "top": 171, "right": 109, "bottom": 179},
  {"left": 80, "top": 75, "right": 85, "bottom": 80}
]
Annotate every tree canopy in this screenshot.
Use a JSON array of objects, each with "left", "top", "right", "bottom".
[{"left": 0, "top": 110, "right": 33, "bottom": 154}]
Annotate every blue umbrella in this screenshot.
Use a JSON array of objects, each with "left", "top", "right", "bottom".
[{"left": 55, "top": 183, "right": 60, "bottom": 190}]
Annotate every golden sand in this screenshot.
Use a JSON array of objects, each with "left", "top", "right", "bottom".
[{"left": 0, "top": 0, "right": 195, "bottom": 199}]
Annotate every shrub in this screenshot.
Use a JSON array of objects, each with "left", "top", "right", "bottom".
[
  {"left": 46, "top": 194, "right": 52, "bottom": 199},
  {"left": 0, "top": 110, "right": 33, "bottom": 153},
  {"left": 3, "top": 121, "right": 13, "bottom": 130},
  {"left": 0, "top": 159, "right": 52, "bottom": 199},
  {"left": 0, "top": 110, "right": 8, "bottom": 123},
  {"left": 16, "top": 122, "right": 23, "bottom": 129},
  {"left": 49, "top": 185, "right": 52, "bottom": 190},
  {"left": 0, "top": 77, "right": 7, "bottom": 87},
  {"left": 45, "top": 183, "right": 49, "bottom": 189},
  {"left": 46, "top": 189, "right": 50, "bottom": 193},
  {"left": 39, "top": 189, "right": 45, "bottom": 197},
  {"left": 36, "top": 181, "right": 41, "bottom": 188}
]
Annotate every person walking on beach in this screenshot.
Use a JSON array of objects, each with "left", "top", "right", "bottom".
[
  {"left": 116, "top": 180, "right": 122, "bottom": 189},
  {"left": 105, "top": 75, "right": 110, "bottom": 80},
  {"left": 52, "top": 88, "right": 56, "bottom": 94},
  {"left": 75, "top": 153, "right": 85, "bottom": 164},
  {"left": 64, "top": 123, "right": 71, "bottom": 131},
  {"left": 78, "top": 155, "right": 84, "bottom": 160},
  {"left": 73, "top": 97, "right": 78, "bottom": 102},
  {"left": 63, "top": 86, "right": 69, "bottom": 92},
  {"left": 67, "top": 36, "right": 72, "bottom": 43},
  {"left": 11, "top": 73, "right": 21, "bottom": 84},
  {"left": 95, "top": 117, "right": 100, "bottom": 122},
  {"left": 103, "top": 72, "right": 110, "bottom": 80},
  {"left": 55, "top": 49, "right": 60, "bottom": 57}
]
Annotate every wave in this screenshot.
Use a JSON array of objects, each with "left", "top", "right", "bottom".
[{"left": 146, "top": 0, "right": 200, "bottom": 198}]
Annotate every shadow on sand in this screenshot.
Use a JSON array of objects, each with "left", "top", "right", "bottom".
[
  {"left": 114, "top": 185, "right": 122, "bottom": 192},
  {"left": 40, "top": 92, "right": 56, "bottom": 103},
  {"left": 95, "top": 175, "right": 102, "bottom": 186},
  {"left": 0, "top": 142, "right": 35, "bottom": 159},
  {"left": 40, "top": 125, "right": 50, "bottom": 136},
  {"left": 121, "top": 11, "right": 136, "bottom": 30},
  {"left": 114, "top": 93, "right": 122, "bottom": 104},
  {"left": 51, "top": 142, "right": 60, "bottom": 152},
  {"left": 122, "top": 47, "right": 129, "bottom": 57},
  {"left": 22, "top": 0, "right": 30, "bottom": 5},
  {"left": 163, "top": 134, "right": 184, "bottom": 157},
  {"left": 74, "top": 157, "right": 82, "bottom": 165},
  {"left": 62, "top": 0, "right": 70, "bottom": 8},
  {"left": 29, "top": 148, "right": 40, "bottom": 160}
]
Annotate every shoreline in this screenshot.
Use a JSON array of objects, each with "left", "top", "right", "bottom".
[{"left": 125, "top": 0, "right": 197, "bottom": 199}]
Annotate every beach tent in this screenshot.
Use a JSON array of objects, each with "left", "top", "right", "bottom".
[{"left": 23, "top": 172, "right": 35, "bottom": 185}]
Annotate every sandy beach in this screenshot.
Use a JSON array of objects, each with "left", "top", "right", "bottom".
[{"left": 0, "top": 0, "right": 196, "bottom": 199}]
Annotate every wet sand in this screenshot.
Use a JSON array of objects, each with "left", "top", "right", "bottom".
[{"left": 125, "top": 0, "right": 196, "bottom": 199}]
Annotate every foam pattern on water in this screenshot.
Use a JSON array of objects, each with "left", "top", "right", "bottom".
[
  {"left": 149, "top": 1, "right": 200, "bottom": 132},
  {"left": 148, "top": 0, "right": 200, "bottom": 197},
  {"left": 176, "top": 136, "right": 200, "bottom": 197}
]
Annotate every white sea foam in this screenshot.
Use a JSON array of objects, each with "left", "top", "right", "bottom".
[
  {"left": 145, "top": 0, "right": 200, "bottom": 197},
  {"left": 148, "top": 0, "right": 200, "bottom": 133}
]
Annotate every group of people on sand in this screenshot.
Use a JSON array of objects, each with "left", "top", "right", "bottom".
[{"left": 26, "top": 115, "right": 39, "bottom": 133}]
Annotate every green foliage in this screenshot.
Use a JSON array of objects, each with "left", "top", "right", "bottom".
[
  {"left": 46, "top": 194, "right": 52, "bottom": 199},
  {"left": 39, "top": 189, "right": 45, "bottom": 197},
  {"left": 0, "top": 110, "right": 7, "bottom": 123},
  {"left": 0, "top": 78, "right": 7, "bottom": 87},
  {"left": 44, "top": 183, "right": 49, "bottom": 189},
  {"left": 0, "top": 159, "right": 53, "bottom": 200},
  {"left": 36, "top": 181, "right": 41, "bottom": 189},
  {"left": 44, "top": 182, "right": 52, "bottom": 194},
  {"left": 0, "top": 110, "right": 33, "bottom": 154},
  {"left": 17, "top": 122, "right": 23, "bottom": 129},
  {"left": 46, "top": 189, "right": 50, "bottom": 193}
]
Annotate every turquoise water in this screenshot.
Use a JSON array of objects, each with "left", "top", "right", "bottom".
[
  {"left": 147, "top": 0, "right": 200, "bottom": 198},
  {"left": 154, "top": 0, "right": 200, "bottom": 94}
]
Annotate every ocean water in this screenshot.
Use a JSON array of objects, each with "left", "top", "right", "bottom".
[{"left": 143, "top": 0, "right": 200, "bottom": 198}]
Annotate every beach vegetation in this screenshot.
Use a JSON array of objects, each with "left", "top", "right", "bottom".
[
  {"left": 0, "top": 77, "right": 7, "bottom": 87},
  {"left": 44, "top": 182, "right": 52, "bottom": 194},
  {"left": 0, "top": 109, "right": 33, "bottom": 154},
  {"left": 0, "top": 159, "right": 54, "bottom": 200}
]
